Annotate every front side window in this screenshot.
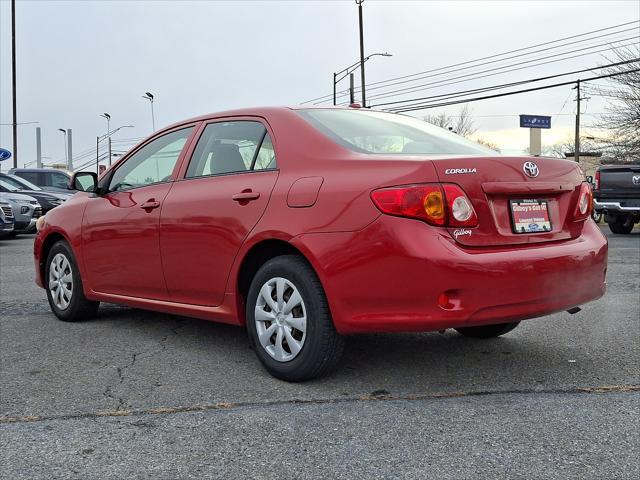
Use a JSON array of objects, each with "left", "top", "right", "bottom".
[
  {"left": 186, "top": 121, "right": 276, "bottom": 178},
  {"left": 17, "top": 172, "right": 39, "bottom": 185},
  {"left": 109, "top": 127, "right": 193, "bottom": 191},
  {"left": 298, "top": 109, "right": 495, "bottom": 155}
]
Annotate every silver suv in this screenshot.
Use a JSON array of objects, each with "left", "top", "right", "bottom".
[
  {"left": 0, "top": 201, "right": 14, "bottom": 238},
  {"left": 0, "top": 192, "right": 42, "bottom": 235}
]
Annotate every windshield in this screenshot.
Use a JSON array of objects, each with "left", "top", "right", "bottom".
[
  {"left": 0, "top": 178, "right": 20, "bottom": 192},
  {"left": 7, "top": 174, "right": 42, "bottom": 190},
  {"left": 298, "top": 109, "right": 496, "bottom": 155}
]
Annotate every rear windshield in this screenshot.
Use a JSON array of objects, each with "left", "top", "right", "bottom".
[{"left": 298, "top": 109, "right": 495, "bottom": 155}]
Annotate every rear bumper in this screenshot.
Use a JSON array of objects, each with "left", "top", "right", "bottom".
[
  {"left": 594, "top": 200, "right": 640, "bottom": 214},
  {"left": 293, "top": 217, "right": 608, "bottom": 334}
]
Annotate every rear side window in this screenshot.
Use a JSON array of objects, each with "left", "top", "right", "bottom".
[
  {"left": 298, "top": 109, "right": 495, "bottom": 155},
  {"left": 48, "top": 172, "right": 70, "bottom": 188},
  {"left": 186, "top": 121, "right": 276, "bottom": 178}
]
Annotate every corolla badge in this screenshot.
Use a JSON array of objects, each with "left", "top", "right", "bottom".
[
  {"left": 445, "top": 168, "right": 477, "bottom": 174},
  {"left": 633, "top": 175, "right": 640, "bottom": 185},
  {"left": 523, "top": 161, "right": 539, "bottom": 178}
]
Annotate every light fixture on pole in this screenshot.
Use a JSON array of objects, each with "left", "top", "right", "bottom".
[
  {"left": 99, "top": 113, "right": 111, "bottom": 136},
  {"left": 142, "top": 92, "right": 155, "bottom": 132},
  {"left": 333, "top": 52, "right": 392, "bottom": 106},
  {"left": 57, "top": 128, "right": 68, "bottom": 166}
]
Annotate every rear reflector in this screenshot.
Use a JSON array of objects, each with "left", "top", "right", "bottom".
[{"left": 371, "top": 183, "right": 477, "bottom": 227}]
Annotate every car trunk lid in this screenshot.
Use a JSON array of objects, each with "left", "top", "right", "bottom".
[{"left": 431, "top": 156, "right": 587, "bottom": 247}]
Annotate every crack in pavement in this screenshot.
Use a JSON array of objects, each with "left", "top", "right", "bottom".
[
  {"left": 100, "top": 318, "right": 186, "bottom": 411},
  {"left": 2, "top": 384, "right": 638, "bottom": 425}
]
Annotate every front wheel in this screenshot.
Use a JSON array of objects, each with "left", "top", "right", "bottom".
[
  {"left": 246, "top": 255, "right": 345, "bottom": 381},
  {"left": 455, "top": 322, "right": 520, "bottom": 339},
  {"left": 45, "top": 240, "right": 100, "bottom": 322}
]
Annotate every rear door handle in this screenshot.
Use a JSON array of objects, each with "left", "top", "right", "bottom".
[
  {"left": 140, "top": 200, "right": 161, "bottom": 210},
  {"left": 232, "top": 191, "right": 260, "bottom": 202}
]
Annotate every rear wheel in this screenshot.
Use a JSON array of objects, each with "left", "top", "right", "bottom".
[
  {"left": 455, "top": 322, "right": 519, "bottom": 339},
  {"left": 607, "top": 216, "right": 633, "bottom": 234},
  {"left": 246, "top": 255, "right": 345, "bottom": 381},
  {"left": 45, "top": 241, "right": 99, "bottom": 322}
]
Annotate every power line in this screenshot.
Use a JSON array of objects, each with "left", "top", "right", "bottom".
[
  {"left": 371, "top": 58, "right": 639, "bottom": 108},
  {"left": 300, "top": 20, "right": 639, "bottom": 104},
  {"left": 365, "top": 37, "right": 638, "bottom": 102},
  {"left": 351, "top": 30, "right": 638, "bottom": 100},
  {"left": 384, "top": 68, "right": 640, "bottom": 113}
]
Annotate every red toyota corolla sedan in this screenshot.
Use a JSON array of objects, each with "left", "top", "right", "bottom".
[{"left": 34, "top": 107, "right": 607, "bottom": 381}]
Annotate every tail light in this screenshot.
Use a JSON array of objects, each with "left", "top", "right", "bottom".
[
  {"left": 371, "top": 183, "right": 478, "bottom": 227},
  {"left": 594, "top": 170, "right": 600, "bottom": 190},
  {"left": 574, "top": 182, "right": 593, "bottom": 220}
]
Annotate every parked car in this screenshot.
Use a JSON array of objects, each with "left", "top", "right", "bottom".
[
  {"left": 0, "top": 191, "right": 42, "bottom": 235},
  {"left": 593, "top": 164, "right": 640, "bottom": 234},
  {"left": 0, "top": 201, "right": 14, "bottom": 238},
  {"left": 8, "top": 168, "right": 72, "bottom": 195},
  {"left": 0, "top": 174, "right": 70, "bottom": 213},
  {"left": 34, "top": 107, "right": 607, "bottom": 381}
]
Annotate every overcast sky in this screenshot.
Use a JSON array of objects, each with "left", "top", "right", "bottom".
[{"left": 0, "top": 0, "right": 638, "bottom": 168}]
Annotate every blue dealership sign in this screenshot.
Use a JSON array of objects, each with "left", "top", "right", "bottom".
[
  {"left": 0, "top": 148, "right": 11, "bottom": 161},
  {"left": 520, "top": 115, "right": 551, "bottom": 129}
]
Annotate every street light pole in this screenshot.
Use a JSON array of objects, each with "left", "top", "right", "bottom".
[
  {"left": 100, "top": 113, "right": 111, "bottom": 138},
  {"left": 143, "top": 92, "right": 155, "bottom": 131},
  {"left": 332, "top": 52, "right": 391, "bottom": 106},
  {"left": 356, "top": 0, "right": 366, "bottom": 107},
  {"left": 11, "top": 0, "right": 17, "bottom": 168},
  {"left": 58, "top": 129, "right": 68, "bottom": 166}
]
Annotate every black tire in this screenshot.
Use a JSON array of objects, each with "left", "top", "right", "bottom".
[
  {"left": 607, "top": 217, "right": 633, "bottom": 234},
  {"left": 591, "top": 211, "right": 602, "bottom": 223},
  {"left": 45, "top": 240, "right": 100, "bottom": 322},
  {"left": 455, "top": 322, "right": 520, "bottom": 339},
  {"left": 246, "top": 255, "right": 345, "bottom": 382}
]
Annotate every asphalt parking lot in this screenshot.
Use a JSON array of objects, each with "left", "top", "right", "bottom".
[{"left": 1, "top": 227, "right": 638, "bottom": 479}]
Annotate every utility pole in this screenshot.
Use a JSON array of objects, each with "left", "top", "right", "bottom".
[
  {"left": 67, "top": 129, "right": 73, "bottom": 170},
  {"left": 349, "top": 73, "right": 355, "bottom": 104},
  {"left": 333, "top": 73, "right": 337, "bottom": 106},
  {"left": 11, "top": 0, "right": 18, "bottom": 168},
  {"left": 96, "top": 136, "right": 100, "bottom": 174},
  {"left": 356, "top": 0, "right": 366, "bottom": 107},
  {"left": 108, "top": 136, "right": 112, "bottom": 166},
  {"left": 36, "top": 127, "right": 42, "bottom": 168},
  {"left": 574, "top": 79, "right": 581, "bottom": 163}
]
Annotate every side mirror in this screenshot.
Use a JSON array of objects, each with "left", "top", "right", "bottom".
[
  {"left": 69, "top": 172, "right": 98, "bottom": 192},
  {"left": 586, "top": 175, "right": 593, "bottom": 184}
]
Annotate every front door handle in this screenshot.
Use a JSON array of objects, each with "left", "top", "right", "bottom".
[
  {"left": 232, "top": 191, "right": 260, "bottom": 202},
  {"left": 140, "top": 200, "right": 161, "bottom": 210}
]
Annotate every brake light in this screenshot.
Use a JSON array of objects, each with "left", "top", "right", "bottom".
[
  {"left": 371, "top": 183, "right": 477, "bottom": 227},
  {"left": 574, "top": 182, "right": 593, "bottom": 220},
  {"left": 594, "top": 170, "right": 600, "bottom": 190}
]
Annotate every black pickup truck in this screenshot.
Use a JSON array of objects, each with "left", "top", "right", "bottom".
[{"left": 593, "top": 164, "right": 640, "bottom": 234}]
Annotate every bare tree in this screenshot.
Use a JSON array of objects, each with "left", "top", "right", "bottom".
[
  {"left": 424, "top": 104, "right": 478, "bottom": 137},
  {"left": 589, "top": 46, "right": 640, "bottom": 160}
]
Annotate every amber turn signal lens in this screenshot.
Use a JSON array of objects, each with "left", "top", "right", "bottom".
[{"left": 423, "top": 191, "right": 445, "bottom": 220}]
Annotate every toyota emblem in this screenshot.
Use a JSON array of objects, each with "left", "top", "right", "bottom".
[{"left": 523, "top": 161, "right": 539, "bottom": 178}]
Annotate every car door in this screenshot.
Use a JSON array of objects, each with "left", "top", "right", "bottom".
[
  {"left": 82, "top": 126, "right": 196, "bottom": 300},
  {"left": 160, "top": 119, "right": 279, "bottom": 306}
]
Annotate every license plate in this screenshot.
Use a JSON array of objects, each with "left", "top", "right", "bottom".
[{"left": 509, "top": 199, "right": 552, "bottom": 234}]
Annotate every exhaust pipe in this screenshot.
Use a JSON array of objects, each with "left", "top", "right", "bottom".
[{"left": 566, "top": 307, "right": 582, "bottom": 314}]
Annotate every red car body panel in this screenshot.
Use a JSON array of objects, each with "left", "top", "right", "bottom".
[{"left": 34, "top": 106, "right": 608, "bottom": 335}]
